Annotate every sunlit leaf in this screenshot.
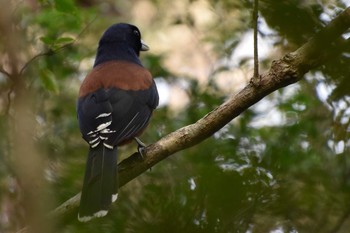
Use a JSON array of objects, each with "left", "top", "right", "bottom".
[{"left": 55, "top": 37, "right": 75, "bottom": 44}]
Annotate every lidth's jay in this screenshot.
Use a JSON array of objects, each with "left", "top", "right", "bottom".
[{"left": 77, "top": 23, "right": 159, "bottom": 222}]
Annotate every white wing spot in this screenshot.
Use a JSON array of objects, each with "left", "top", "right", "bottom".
[
  {"left": 91, "top": 141, "right": 100, "bottom": 148},
  {"left": 97, "top": 121, "right": 112, "bottom": 131},
  {"left": 89, "top": 137, "right": 99, "bottom": 144},
  {"left": 96, "top": 112, "right": 112, "bottom": 119},
  {"left": 103, "top": 143, "right": 114, "bottom": 149},
  {"left": 101, "top": 128, "right": 116, "bottom": 134}
]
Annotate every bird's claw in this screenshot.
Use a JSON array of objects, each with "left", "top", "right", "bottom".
[
  {"left": 134, "top": 137, "right": 146, "bottom": 159},
  {"left": 134, "top": 137, "right": 152, "bottom": 171}
]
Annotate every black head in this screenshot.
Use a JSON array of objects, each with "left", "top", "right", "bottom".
[
  {"left": 94, "top": 23, "right": 149, "bottom": 67},
  {"left": 99, "top": 23, "right": 149, "bottom": 56}
]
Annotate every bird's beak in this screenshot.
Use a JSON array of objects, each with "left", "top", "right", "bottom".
[{"left": 140, "top": 39, "right": 149, "bottom": 51}]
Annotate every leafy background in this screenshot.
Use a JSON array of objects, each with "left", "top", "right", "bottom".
[{"left": 0, "top": 0, "right": 350, "bottom": 232}]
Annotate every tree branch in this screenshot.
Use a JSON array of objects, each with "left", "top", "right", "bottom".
[{"left": 50, "top": 6, "right": 350, "bottom": 222}]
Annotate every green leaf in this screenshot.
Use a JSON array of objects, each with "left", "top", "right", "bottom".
[
  {"left": 40, "top": 69, "right": 59, "bottom": 94},
  {"left": 53, "top": 37, "right": 75, "bottom": 49},
  {"left": 54, "top": 0, "right": 76, "bottom": 13},
  {"left": 55, "top": 37, "right": 75, "bottom": 44},
  {"left": 40, "top": 36, "right": 55, "bottom": 45}
]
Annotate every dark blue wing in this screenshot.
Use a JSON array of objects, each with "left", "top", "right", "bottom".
[{"left": 77, "top": 84, "right": 158, "bottom": 148}]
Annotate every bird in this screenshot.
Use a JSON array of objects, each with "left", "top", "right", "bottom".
[{"left": 76, "top": 23, "right": 159, "bottom": 222}]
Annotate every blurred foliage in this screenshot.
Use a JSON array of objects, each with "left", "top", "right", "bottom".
[{"left": 1, "top": 0, "right": 350, "bottom": 233}]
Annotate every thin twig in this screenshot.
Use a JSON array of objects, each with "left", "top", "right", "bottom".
[
  {"left": 19, "top": 50, "right": 54, "bottom": 76},
  {"left": 5, "top": 83, "right": 15, "bottom": 115},
  {"left": 253, "top": 0, "right": 259, "bottom": 80}
]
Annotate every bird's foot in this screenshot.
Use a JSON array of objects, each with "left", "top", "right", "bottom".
[
  {"left": 134, "top": 137, "right": 152, "bottom": 171},
  {"left": 134, "top": 137, "right": 146, "bottom": 158}
]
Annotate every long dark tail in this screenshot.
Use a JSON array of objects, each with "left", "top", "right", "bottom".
[{"left": 78, "top": 143, "right": 118, "bottom": 222}]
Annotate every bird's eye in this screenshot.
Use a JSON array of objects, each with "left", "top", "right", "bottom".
[{"left": 133, "top": 30, "right": 140, "bottom": 37}]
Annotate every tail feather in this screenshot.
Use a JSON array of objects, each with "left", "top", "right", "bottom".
[{"left": 78, "top": 143, "right": 118, "bottom": 222}]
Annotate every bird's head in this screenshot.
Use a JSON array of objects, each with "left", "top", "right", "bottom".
[{"left": 99, "top": 23, "right": 149, "bottom": 56}]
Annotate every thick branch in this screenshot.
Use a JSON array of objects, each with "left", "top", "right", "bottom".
[{"left": 51, "top": 7, "right": 350, "bottom": 222}]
